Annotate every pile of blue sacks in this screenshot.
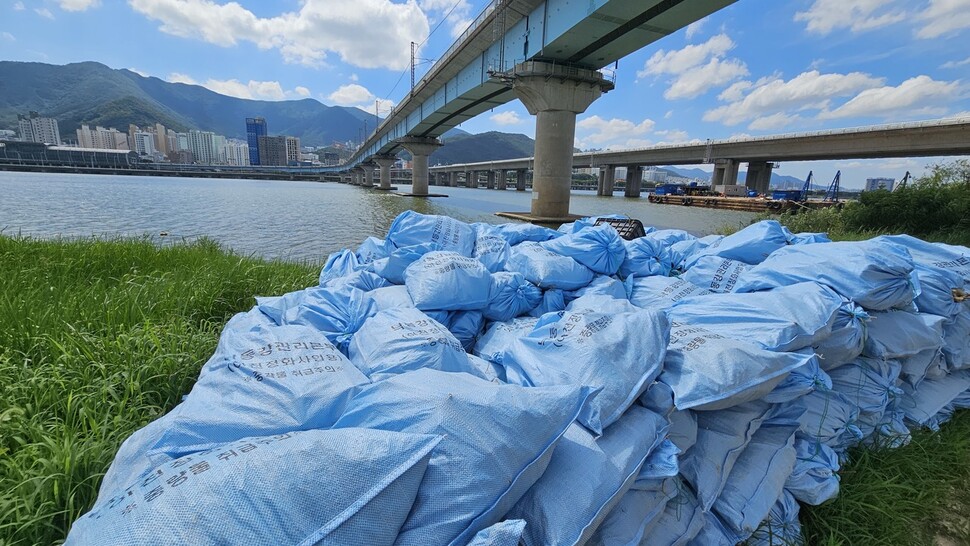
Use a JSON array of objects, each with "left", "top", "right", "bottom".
[{"left": 66, "top": 211, "right": 970, "bottom": 546}]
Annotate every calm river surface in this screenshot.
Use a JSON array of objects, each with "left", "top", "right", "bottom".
[{"left": 0, "top": 171, "right": 757, "bottom": 262}]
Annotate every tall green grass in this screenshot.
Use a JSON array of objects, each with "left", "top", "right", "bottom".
[
  {"left": 0, "top": 236, "right": 317, "bottom": 545},
  {"left": 802, "top": 411, "right": 970, "bottom": 545}
]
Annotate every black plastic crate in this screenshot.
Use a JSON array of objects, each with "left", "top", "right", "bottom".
[{"left": 594, "top": 218, "right": 646, "bottom": 240}]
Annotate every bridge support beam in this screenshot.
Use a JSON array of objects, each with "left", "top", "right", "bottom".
[
  {"left": 398, "top": 137, "right": 441, "bottom": 196},
  {"left": 745, "top": 161, "right": 773, "bottom": 195},
  {"left": 486, "top": 170, "right": 495, "bottom": 189},
  {"left": 373, "top": 155, "right": 396, "bottom": 190},
  {"left": 464, "top": 171, "right": 473, "bottom": 188},
  {"left": 516, "top": 170, "right": 527, "bottom": 191},
  {"left": 625, "top": 166, "right": 643, "bottom": 197},
  {"left": 497, "top": 170, "right": 507, "bottom": 190},
  {"left": 712, "top": 159, "right": 740, "bottom": 188},
  {"left": 509, "top": 61, "right": 614, "bottom": 219},
  {"left": 352, "top": 168, "right": 363, "bottom": 186},
  {"left": 361, "top": 163, "right": 377, "bottom": 188},
  {"left": 449, "top": 171, "right": 458, "bottom": 187},
  {"left": 598, "top": 165, "right": 616, "bottom": 196}
]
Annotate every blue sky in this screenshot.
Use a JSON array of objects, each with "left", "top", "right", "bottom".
[{"left": 2, "top": 0, "right": 969, "bottom": 188}]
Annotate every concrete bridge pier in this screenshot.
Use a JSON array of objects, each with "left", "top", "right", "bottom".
[
  {"left": 510, "top": 61, "right": 614, "bottom": 220},
  {"left": 449, "top": 171, "right": 458, "bottom": 187},
  {"left": 598, "top": 165, "right": 616, "bottom": 196},
  {"left": 398, "top": 137, "right": 442, "bottom": 196},
  {"left": 625, "top": 165, "right": 642, "bottom": 197},
  {"left": 497, "top": 170, "right": 507, "bottom": 190},
  {"left": 746, "top": 161, "right": 773, "bottom": 195},
  {"left": 373, "top": 155, "right": 396, "bottom": 190},
  {"left": 361, "top": 163, "right": 377, "bottom": 188},
  {"left": 463, "top": 171, "right": 472, "bottom": 188},
  {"left": 712, "top": 159, "right": 740, "bottom": 188},
  {"left": 486, "top": 170, "right": 495, "bottom": 189},
  {"left": 516, "top": 170, "right": 527, "bottom": 191},
  {"left": 352, "top": 168, "right": 363, "bottom": 186}
]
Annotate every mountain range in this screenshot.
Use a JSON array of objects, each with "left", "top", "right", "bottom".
[{"left": 0, "top": 61, "right": 377, "bottom": 146}]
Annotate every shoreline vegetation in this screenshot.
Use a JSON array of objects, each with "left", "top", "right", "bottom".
[
  {"left": 729, "top": 159, "right": 970, "bottom": 248},
  {"left": 2, "top": 160, "right": 969, "bottom": 545}
]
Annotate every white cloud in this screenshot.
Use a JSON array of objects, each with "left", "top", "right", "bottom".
[
  {"left": 945, "top": 110, "right": 970, "bottom": 119},
  {"left": 819, "top": 75, "right": 963, "bottom": 119},
  {"left": 59, "top": 0, "right": 100, "bottom": 11},
  {"left": 942, "top": 56, "right": 970, "bottom": 69},
  {"left": 916, "top": 0, "right": 970, "bottom": 38},
  {"left": 718, "top": 80, "right": 753, "bottom": 102},
  {"left": 490, "top": 111, "right": 524, "bottom": 126},
  {"left": 295, "top": 86, "right": 310, "bottom": 97},
  {"left": 13, "top": 1, "right": 24, "bottom": 10},
  {"left": 35, "top": 7, "right": 54, "bottom": 18},
  {"left": 654, "top": 129, "right": 691, "bottom": 144},
  {"left": 638, "top": 34, "right": 748, "bottom": 99},
  {"left": 167, "top": 72, "right": 197, "bottom": 85},
  {"left": 794, "top": 0, "right": 906, "bottom": 35},
  {"left": 418, "top": 0, "right": 473, "bottom": 40},
  {"left": 128, "top": 0, "right": 429, "bottom": 70},
  {"left": 664, "top": 57, "right": 749, "bottom": 99},
  {"left": 326, "top": 83, "right": 377, "bottom": 107},
  {"left": 704, "top": 70, "right": 884, "bottom": 126},
  {"left": 1, "top": 32, "right": 14, "bottom": 42},
  {"left": 748, "top": 112, "right": 802, "bottom": 131},
  {"left": 128, "top": 67, "right": 150, "bottom": 77},
  {"left": 684, "top": 18, "right": 706, "bottom": 40},
  {"left": 640, "top": 34, "right": 734, "bottom": 76},
  {"left": 167, "top": 73, "right": 308, "bottom": 100},
  {"left": 450, "top": 18, "right": 473, "bottom": 39},
  {"left": 349, "top": 73, "right": 359, "bottom": 82},
  {"left": 842, "top": 158, "right": 920, "bottom": 170},
  {"left": 576, "top": 115, "right": 656, "bottom": 149},
  {"left": 664, "top": 110, "right": 673, "bottom": 119}
]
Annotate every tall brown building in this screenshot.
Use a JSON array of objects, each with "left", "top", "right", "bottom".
[{"left": 257, "top": 135, "right": 288, "bottom": 166}]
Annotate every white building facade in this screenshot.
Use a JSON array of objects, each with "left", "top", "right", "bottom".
[{"left": 18, "top": 112, "right": 61, "bottom": 145}]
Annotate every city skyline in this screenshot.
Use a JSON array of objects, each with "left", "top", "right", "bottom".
[{"left": 2, "top": 0, "right": 969, "bottom": 185}]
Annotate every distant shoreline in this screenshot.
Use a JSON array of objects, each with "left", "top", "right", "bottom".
[{"left": 0, "top": 162, "right": 329, "bottom": 182}]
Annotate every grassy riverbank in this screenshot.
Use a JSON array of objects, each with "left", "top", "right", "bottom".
[
  {"left": 0, "top": 236, "right": 317, "bottom": 545},
  {"left": 0, "top": 235, "right": 967, "bottom": 545}
]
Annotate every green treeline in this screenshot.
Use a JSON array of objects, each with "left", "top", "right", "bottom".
[{"left": 773, "top": 159, "right": 970, "bottom": 246}]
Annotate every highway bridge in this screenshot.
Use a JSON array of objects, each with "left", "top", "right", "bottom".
[
  {"left": 427, "top": 117, "right": 970, "bottom": 196},
  {"left": 315, "top": 0, "right": 737, "bottom": 220}
]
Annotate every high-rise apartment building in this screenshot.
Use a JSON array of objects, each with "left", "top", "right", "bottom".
[
  {"left": 257, "top": 135, "right": 288, "bottom": 166},
  {"left": 133, "top": 132, "right": 157, "bottom": 155},
  {"left": 76, "top": 125, "right": 129, "bottom": 150},
  {"left": 18, "top": 111, "right": 61, "bottom": 145},
  {"left": 246, "top": 117, "right": 267, "bottom": 166},
  {"left": 865, "top": 177, "right": 895, "bottom": 192},
  {"left": 285, "top": 136, "right": 301, "bottom": 165},
  {"left": 224, "top": 139, "right": 250, "bottom": 166},
  {"left": 154, "top": 123, "right": 169, "bottom": 155},
  {"left": 212, "top": 134, "right": 226, "bottom": 165},
  {"left": 187, "top": 130, "right": 216, "bottom": 164}
]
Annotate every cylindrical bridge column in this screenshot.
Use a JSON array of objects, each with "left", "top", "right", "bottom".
[
  {"left": 510, "top": 61, "right": 614, "bottom": 219},
  {"left": 625, "top": 165, "right": 643, "bottom": 197},
  {"left": 397, "top": 137, "right": 442, "bottom": 196},
  {"left": 373, "top": 155, "right": 396, "bottom": 190}
]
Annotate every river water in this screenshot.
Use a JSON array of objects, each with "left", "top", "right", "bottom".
[{"left": 0, "top": 171, "right": 757, "bottom": 262}]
